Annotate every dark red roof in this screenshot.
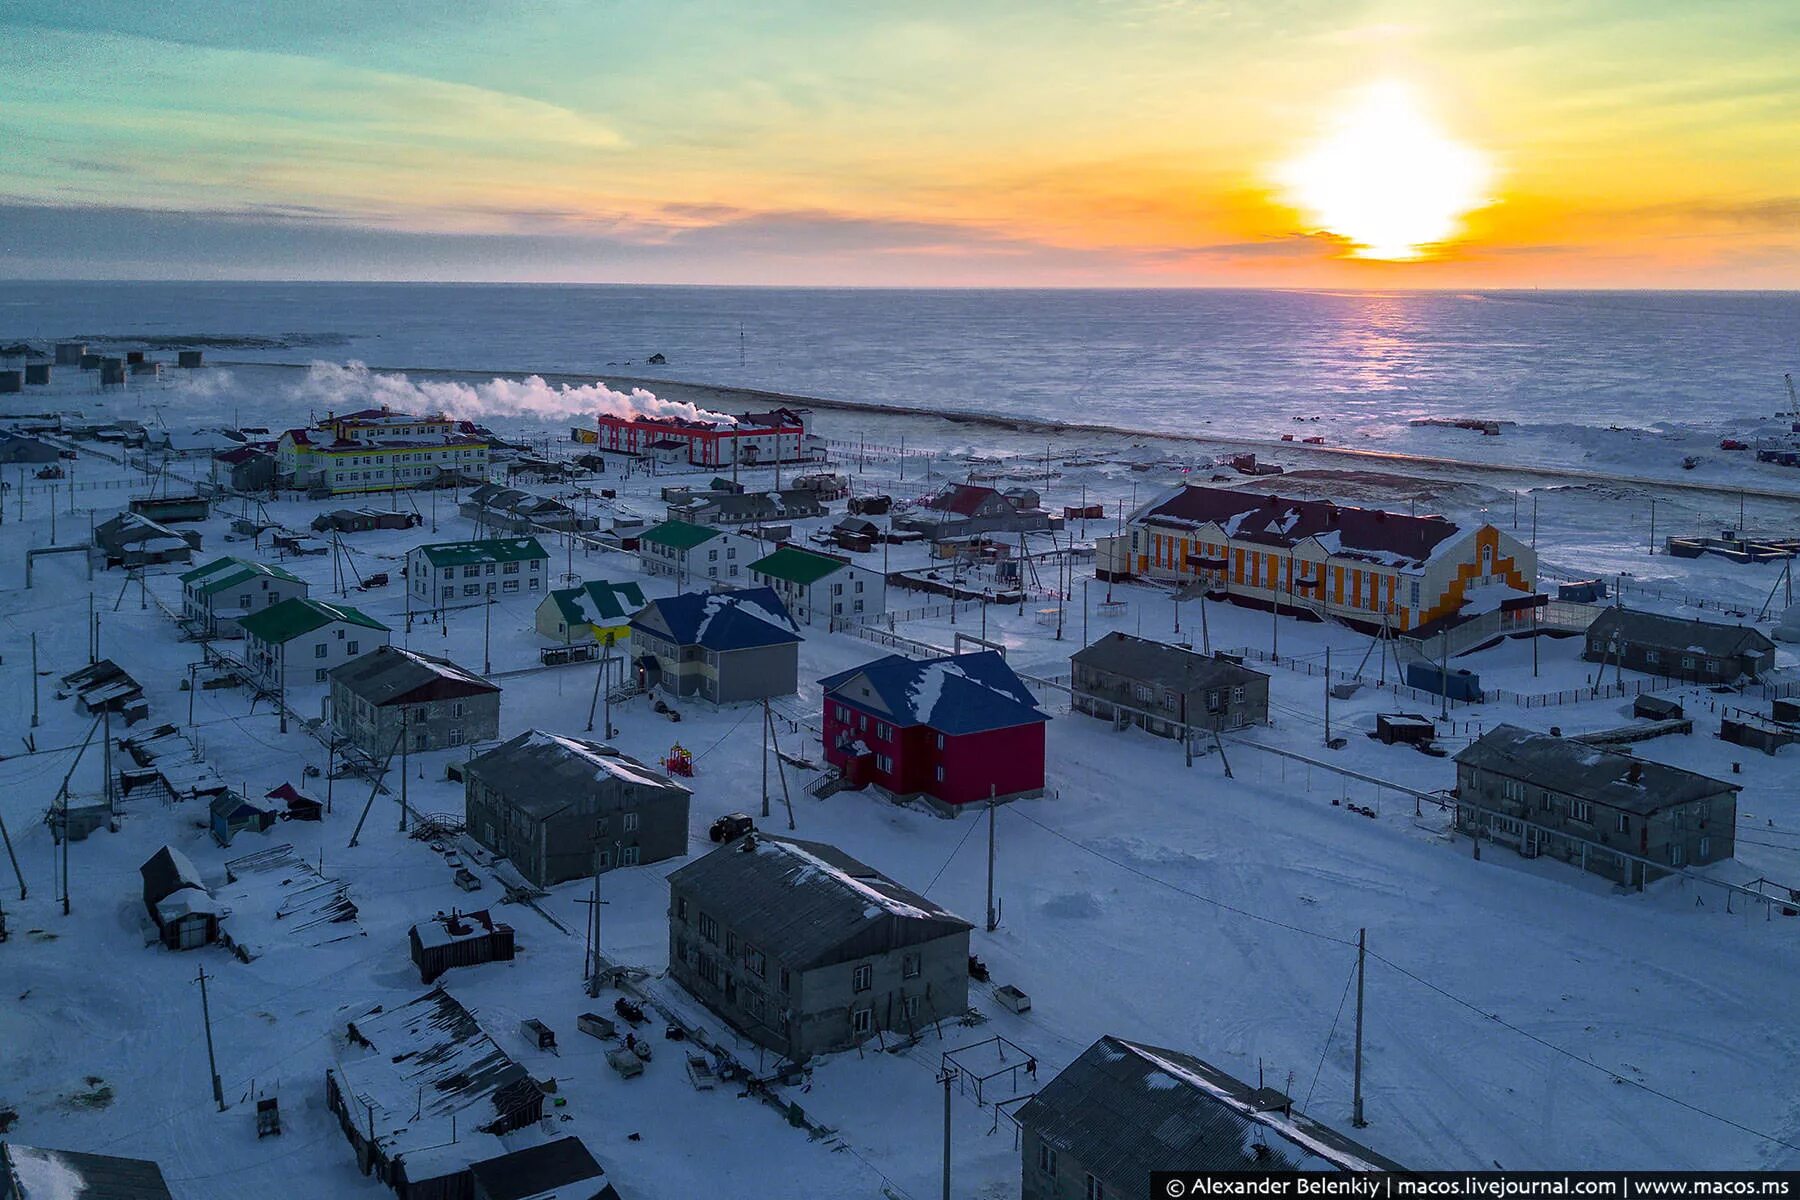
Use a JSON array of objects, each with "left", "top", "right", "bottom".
[
  {"left": 932, "top": 483, "right": 1001, "bottom": 516},
  {"left": 1140, "top": 485, "right": 1459, "bottom": 566}
]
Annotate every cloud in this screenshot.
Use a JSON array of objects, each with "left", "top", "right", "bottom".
[{"left": 289, "top": 361, "right": 736, "bottom": 425}]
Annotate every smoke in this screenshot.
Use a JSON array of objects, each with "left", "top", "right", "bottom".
[{"left": 289, "top": 361, "right": 736, "bottom": 425}]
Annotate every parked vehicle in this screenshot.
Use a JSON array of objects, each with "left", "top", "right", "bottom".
[
  {"left": 453, "top": 868, "right": 481, "bottom": 891},
  {"left": 709, "top": 812, "right": 755, "bottom": 843}
]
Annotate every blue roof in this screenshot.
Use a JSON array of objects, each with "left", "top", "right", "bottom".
[
  {"left": 631, "top": 586, "right": 801, "bottom": 651},
  {"left": 819, "top": 651, "right": 1046, "bottom": 735}
]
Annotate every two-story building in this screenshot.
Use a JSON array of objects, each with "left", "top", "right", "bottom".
[
  {"left": 178, "top": 556, "right": 310, "bottom": 638},
  {"left": 819, "top": 650, "right": 1047, "bottom": 810},
  {"left": 535, "top": 579, "right": 648, "bottom": 645},
  {"left": 635, "top": 520, "right": 759, "bottom": 587},
  {"left": 238, "top": 597, "right": 391, "bottom": 692},
  {"left": 1071, "top": 631, "right": 1270, "bottom": 737},
  {"left": 405, "top": 537, "right": 550, "bottom": 613},
  {"left": 588, "top": 406, "right": 817, "bottom": 467},
  {"left": 1453, "top": 724, "right": 1738, "bottom": 886},
  {"left": 276, "top": 406, "right": 490, "bottom": 495},
  {"left": 328, "top": 645, "right": 500, "bottom": 757},
  {"left": 1584, "top": 606, "right": 1777, "bottom": 684},
  {"left": 1016, "top": 1035, "right": 1401, "bottom": 1199},
  {"left": 629, "top": 587, "right": 801, "bottom": 704},
  {"left": 748, "top": 544, "right": 886, "bottom": 626},
  {"left": 1110, "top": 484, "right": 1539, "bottom": 635},
  {"left": 894, "top": 482, "right": 1054, "bottom": 540},
  {"left": 667, "top": 835, "right": 972, "bottom": 1061},
  {"left": 464, "top": 730, "right": 691, "bottom": 888}
]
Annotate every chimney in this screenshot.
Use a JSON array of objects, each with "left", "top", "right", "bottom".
[{"left": 1627, "top": 762, "right": 1643, "bottom": 784}]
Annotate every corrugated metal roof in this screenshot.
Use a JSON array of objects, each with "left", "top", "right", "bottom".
[
  {"left": 631, "top": 588, "right": 800, "bottom": 652},
  {"left": 666, "top": 835, "right": 971, "bottom": 971},
  {"left": 414, "top": 537, "right": 549, "bottom": 568},
  {"left": 1138, "top": 484, "right": 1458, "bottom": 567},
  {"left": 545, "top": 580, "right": 648, "bottom": 627},
  {"left": 749, "top": 545, "right": 848, "bottom": 586},
  {"left": 638, "top": 520, "right": 722, "bottom": 550},
  {"left": 1588, "top": 606, "right": 1775, "bottom": 660},
  {"left": 469, "top": 1137, "right": 613, "bottom": 1200},
  {"left": 465, "top": 730, "right": 689, "bottom": 819},
  {"left": 1015, "top": 1036, "right": 1403, "bottom": 1179},
  {"left": 1, "top": 1143, "right": 176, "bottom": 1200},
  {"left": 1454, "top": 724, "right": 1738, "bottom": 815},
  {"left": 239, "top": 597, "right": 388, "bottom": 643},
  {"left": 819, "top": 651, "right": 1045, "bottom": 735},
  {"left": 1071, "top": 632, "right": 1267, "bottom": 695},
  {"left": 328, "top": 645, "right": 497, "bottom": 706}
]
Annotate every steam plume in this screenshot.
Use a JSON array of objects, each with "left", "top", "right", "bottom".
[{"left": 290, "top": 361, "right": 736, "bottom": 425}]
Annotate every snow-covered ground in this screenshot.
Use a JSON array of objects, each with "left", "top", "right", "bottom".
[{"left": 3, "top": 361, "right": 1800, "bottom": 1198}]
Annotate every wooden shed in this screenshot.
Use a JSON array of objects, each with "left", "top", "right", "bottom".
[{"left": 409, "top": 909, "right": 516, "bottom": 983}]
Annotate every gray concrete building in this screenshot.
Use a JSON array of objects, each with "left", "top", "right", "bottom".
[
  {"left": 328, "top": 645, "right": 500, "bottom": 758},
  {"left": 1016, "top": 1035, "right": 1401, "bottom": 1199},
  {"left": 629, "top": 586, "right": 801, "bottom": 703},
  {"left": 1584, "top": 606, "right": 1776, "bottom": 684},
  {"left": 1070, "top": 631, "right": 1270, "bottom": 737},
  {"left": 1453, "top": 724, "right": 1738, "bottom": 886},
  {"left": 464, "top": 730, "right": 691, "bottom": 888},
  {"left": 667, "top": 835, "right": 972, "bottom": 1062}
]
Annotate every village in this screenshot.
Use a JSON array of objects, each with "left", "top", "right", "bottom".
[{"left": 3, "top": 348, "right": 1800, "bottom": 1200}]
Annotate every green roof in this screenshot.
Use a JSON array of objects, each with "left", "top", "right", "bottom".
[
  {"left": 414, "top": 537, "right": 549, "bottom": 567},
  {"left": 639, "top": 521, "right": 721, "bottom": 551},
  {"left": 179, "top": 555, "right": 304, "bottom": 597},
  {"left": 749, "top": 545, "right": 847, "bottom": 586},
  {"left": 239, "top": 597, "right": 390, "bottom": 643},
  {"left": 545, "top": 579, "right": 648, "bottom": 626}
]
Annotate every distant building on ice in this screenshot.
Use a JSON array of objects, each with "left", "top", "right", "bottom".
[
  {"left": 325, "top": 989, "right": 545, "bottom": 1199},
  {"left": 0, "top": 1143, "right": 176, "bottom": 1200},
  {"left": 239, "top": 598, "right": 391, "bottom": 692},
  {"left": 410, "top": 909, "right": 517, "bottom": 983},
  {"left": 464, "top": 730, "right": 692, "bottom": 888},
  {"left": 819, "top": 651, "right": 1047, "bottom": 810},
  {"left": 536, "top": 578, "right": 647, "bottom": 645},
  {"left": 1015, "top": 1035, "right": 1401, "bottom": 1198},
  {"left": 748, "top": 544, "right": 886, "bottom": 626},
  {"left": 405, "top": 537, "right": 550, "bottom": 613},
  {"left": 139, "top": 845, "right": 221, "bottom": 950},
  {"left": 328, "top": 644, "right": 500, "bottom": 757},
  {"left": 1071, "top": 632, "right": 1270, "bottom": 736},
  {"left": 635, "top": 520, "right": 758, "bottom": 586},
  {"left": 1584, "top": 606, "right": 1776, "bottom": 684},
  {"left": 179, "top": 555, "right": 310, "bottom": 638},
  {"left": 1453, "top": 724, "right": 1738, "bottom": 885},
  {"left": 629, "top": 586, "right": 801, "bottom": 703},
  {"left": 667, "top": 835, "right": 972, "bottom": 1060},
  {"left": 1105, "top": 484, "right": 1539, "bottom": 635}
]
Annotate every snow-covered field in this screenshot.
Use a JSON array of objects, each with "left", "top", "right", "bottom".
[{"left": 3, "top": 361, "right": 1800, "bottom": 1198}]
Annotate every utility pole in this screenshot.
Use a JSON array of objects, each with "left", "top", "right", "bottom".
[
  {"left": 278, "top": 643, "right": 288, "bottom": 734},
  {"left": 102, "top": 704, "right": 113, "bottom": 815},
  {"left": 1438, "top": 628, "right": 1450, "bottom": 721},
  {"left": 1352, "top": 928, "right": 1368, "bottom": 1127},
  {"left": 1323, "top": 647, "right": 1332, "bottom": 746},
  {"left": 939, "top": 1067, "right": 954, "bottom": 1200},
  {"left": 584, "top": 840, "right": 602, "bottom": 997},
  {"left": 602, "top": 633, "right": 616, "bottom": 738},
  {"left": 761, "top": 698, "right": 771, "bottom": 820},
  {"left": 398, "top": 710, "right": 410, "bottom": 832},
  {"left": 197, "top": 964, "right": 225, "bottom": 1111},
  {"left": 483, "top": 595, "right": 492, "bottom": 675},
  {"left": 985, "top": 786, "right": 998, "bottom": 932},
  {"left": 326, "top": 742, "right": 335, "bottom": 814},
  {"left": 30, "top": 632, "right": 39, "bottom": 728}
]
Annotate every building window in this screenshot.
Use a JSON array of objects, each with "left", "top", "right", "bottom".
[
  {"left": 1681, "top": 655, "right": 1696, "bottom": 670},
  {"left": 851, "top": 1007, "right": 872, "bottom": 1036},
  {"left": 1670, "top": 842, "right": 1686, "bottom": 867},
  {"left": 450, "top": 702, "right": 465, "bottom": 718},
  {"left": 314, "top": 668, "right": 327, "bottom": 682},
  {"left": 314, "top": 643, "right": 328, "bottom": 658},
  {"left": 935, "top": 765, "right": 945, "bottom": 783},
  {"left": 1616, "top": 813, "right": 1629, "bottom": 833},
  {"left": 623, "top": 812, "right": 640, "bottom": 833},
  {"left": 1086, "top": 1175, "right": 1105, "bottom": 1200},
  {"left": 746, "top": 947, "right": 766, "bottom": 977},
  {"left": 698, "top": 912, "right": 718, "bottom": 944},
  {"left": 448, "top": 728, "right": 464, "bottom": 746},
  {"left": 622, "top": 846, "right": 639, "bottom": 866},
  {"left": 1039, "top": 1145, "right": 1057, "bottom": 1177},
  {"left": 779, "top": 967, "right": 790, "bottom": 994},
  {"left": 852, "top": 963, "right": 872, "bottom": 992},
  {"left": 1698, "top": 836, "right": 1711, "bottom": 858},
  {"left": 902, "top": 952, "right": 920, "bottom": 979},
  {"left": 935, "top": 733, "right": 944, "bottom": 750},
  {"left": 346, "top": 641, "right": 359, "bottom": 656},
  {"left": 1572, "top": 800, "right": 1593, "bottom": 823},
  {"left": 1644, "top": 649, "right": 1659, "bottom": 664},
  {"left": 902, "top": 995, "right": 920, "bottom": 1022},
  {"left": 676, "top": 896, "right": 688, "bottom": 922}
]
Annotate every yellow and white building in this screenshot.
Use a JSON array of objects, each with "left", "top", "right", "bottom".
[
  {"left": 276, "top": 407, "right": 490, "bottom": 496},
  {"left": 1101, "top": 484, "right": 1537, "bottom": 634}
]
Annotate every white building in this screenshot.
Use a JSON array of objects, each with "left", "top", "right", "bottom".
[
  {"left": 238, "top": 597, "right": 392, "bottom": 692},
  {"left": 748, "top": 544, "right": 886, "bottom": 626},
  {"left": 405, "top": 536, "right": 551, "bottom": 613},
  {"left": 179, "top": 556, "right": 311, "bottom": 638},
  {"left": 635, "top": 520, "right": 760, "bottom": 587},
  {"left": 276, "top": 407, "right": 489, "bottom": 496}
]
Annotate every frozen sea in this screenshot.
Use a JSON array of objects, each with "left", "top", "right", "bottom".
[{"left": 4, "top": 283, "right": 1796, "bottom": 440}]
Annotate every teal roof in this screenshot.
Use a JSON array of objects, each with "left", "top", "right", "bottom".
[
  {"left": 749, "top": 545, "right": 847, "bottom": 587},
  {"left": 179, "top": 555, "right": 303, "bottom": 597},
  {"left": 639, "top": 521, "right": 721, "bottom": 551},
  {"left": 545, "top": 579, "right": 648, "bottom": 627},
  {"left": 415, "top": 537, "right": 548, "bottom": 567},
  {"left": 239, "top": 597, "right": 389, "bottom": 644}
]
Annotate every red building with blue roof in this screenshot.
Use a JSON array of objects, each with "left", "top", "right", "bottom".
[{"left": 818, "top": 651, "right": 1048, "bottom": 810}]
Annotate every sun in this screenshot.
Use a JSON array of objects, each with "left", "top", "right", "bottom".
[{"left": 1277, "top": 80, "right": 1494, "bottom": 261}]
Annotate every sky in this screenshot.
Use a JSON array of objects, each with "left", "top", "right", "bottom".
[{"left": 0, "top": 0, "right": 1795, "bottom": 286}]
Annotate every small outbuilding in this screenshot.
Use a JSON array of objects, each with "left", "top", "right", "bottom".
[
  {"left": 139, "top": 845, "right": 221, "bottom": 950},
  {"left": 410, "top": 909, "right": 517, "bottom": 983},
  {"left": 210, "top": 791, "right": 281, "bottom": 846}
]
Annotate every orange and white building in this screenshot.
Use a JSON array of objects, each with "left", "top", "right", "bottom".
[{"left": 1101, "top": 484, "right": 1538, "bottom": 634}]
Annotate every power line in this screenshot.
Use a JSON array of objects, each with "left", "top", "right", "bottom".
[
  {"left": 1302, "top": 952, "right": 1359, "bottom": 1115},
  {"left": 921, "top": 808, "right": 983, "bottom": 897}
]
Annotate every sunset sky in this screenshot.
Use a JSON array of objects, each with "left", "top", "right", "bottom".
[{"left": 1, "top": 0, "right": 1795, "bottom": 286}]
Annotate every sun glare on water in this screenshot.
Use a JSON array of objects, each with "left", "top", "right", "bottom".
[{"left": 1278, "top": 80, "right": 1493, "bottom": 261}]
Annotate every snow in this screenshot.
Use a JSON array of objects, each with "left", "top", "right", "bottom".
[
  {"left": 5, "top": 1146, "right": 91, "bottom": 1200},
  {"left": 758, "top": 837, "right": 938, "bottom": 922},
  {"left": 905, "top": 660, "right": 956, "bottom": 726},
  {"left": 523, "top": 730, "right": 682, "bottom": 790}
]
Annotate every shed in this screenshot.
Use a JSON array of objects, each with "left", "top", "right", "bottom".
[
  {"left": 138, "top": 846, "right": 220, "bottom": 950},
  {"left": 210, "top": 791, "right": 280, "bottom": 846},
  {"left": 410, "top": 909, "right": 517, "bottom": 983},
  {"left": 1633, "top": 695, "right": 1685, "bottom": 721},
  {"left": 1375, "top": 712, "right": 1436, "bottom": 746}
]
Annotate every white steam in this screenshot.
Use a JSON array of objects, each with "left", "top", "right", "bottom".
[{"left": 289, "top": 361, "right": 736, "bottom": 425}]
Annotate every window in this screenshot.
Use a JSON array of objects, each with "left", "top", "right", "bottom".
[
  {"left": 935, "top": 765, "right": 945, "bottom": 783},
  {"left": 902, "top": 994, "right": 920, "bottom": 1022},
  {"left": 1039, "top": 1145, "right": 1057, "bottom": 1178},
  {"left": 676, "top": 896, "right": 688, "bottom": 922},
  {"left": 464, "top": 584, "right": 480, "bottom": 596},
  {"left": 622, "top": 846, "right": 639, "bottom": 866},
  {"left": 1644, "top": 649, "right": 1659, "bottom": 664},
  {"left": 852, "top": 963, "right": 872, "bottom": 992},
  {"left": 698, "top": 912, "right": 719, "bottom": 944},
  {"left": 1681, "top": 655, "right": 1696, "bottom": 670},
  {"left": 1086, "top": 1175, "right": 1105, "bottom": 1200},
  {"left": 1616, "top": 813, "right": 1629, "bottom": 833},
  {"left": 1133, "top": 683, "right": 1153, "bottom": 702},
  {"left": 503, "top": 580, "right": 519, "bottom": 592},
  {"left": 851, "top": 1007, "right": 872, "bottom": 1036},
  {"left": 1539, "top": 790, "right": 1552, "bottom": 812},
  {"left": 1670, "top": 842, "right": 1686, "bottom": 867},
  {"left": 503, "top": 562, "right": 520, "bottom": 575},
  {"left": 314, "top": 668, "right": 328, "bottom": 682},
  {"left": 313, "top": 642, "right": 329, "bottom": 658},
  {"left": 346, "top": 641, "right": 359, "bottom": 656},
  {"left": 779, "top": 967, "right": 790, "bottom": 994},
  {"left": 1502, "top": 779, "right": 1526, "bottom": 803},
  {"left": 448, "top": 728, "right": 464, "bottom": 746},
  {"left": 726, "top": 931, "right": 737, "bottom": 957},
  {"left": 413, "top": 732, "right": 428, "bottom": 751},
  {"left": 1699, "top": 836, "right": 1711, "bottom": 858},
  {"left": 696, "top": 954, "right": 721, "bottom": 988},
  {"left": 623, "top": 812, "right": 640, "bottom": 833},
  {"left": 875, "top": 754, "right": 893, "bottom": 773},
  {"left": 1572, "top": 800, "right": 1593, "bottom": 823},
  {"left": 450, "top": 702, "right": 465, "bottom": 718},
  {"left": 935, "top": 733, "right": 945, "bottom": 750},
  {"left": 902, "top": 952, "right": 920, "bottom": 979}
]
